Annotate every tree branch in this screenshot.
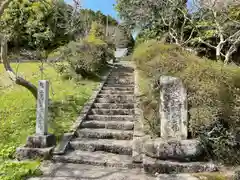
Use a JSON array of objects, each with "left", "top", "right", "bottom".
[{"left": 1, "top": 35, "right": 38, "bottom": 99}]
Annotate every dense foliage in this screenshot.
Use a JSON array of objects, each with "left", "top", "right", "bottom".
[
  {"left": 0, "top": 0, "right": 119, "bottom": 53},
  {"left": 116, "top": 0, "right": 240, "bottom": 63},
  {"left": 55, "top": 22, "right": 113, "bottom": 80}
]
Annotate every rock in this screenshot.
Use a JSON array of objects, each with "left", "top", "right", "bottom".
[{"left": 144, "top": 138, "right": 203, "bottom": 161}]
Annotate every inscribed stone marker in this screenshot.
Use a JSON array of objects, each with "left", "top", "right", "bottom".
[
  {"left": 36, "top": 80, "right": 49, "bottom": 135},
  {"left": 159, "top": 76, "right": 187, "bottom": 139}
]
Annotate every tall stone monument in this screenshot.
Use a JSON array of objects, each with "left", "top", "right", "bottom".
[
  {"left": 159, "top": 76, "right": 188, "bottom": 139},
  {"left": 36, "top": 80, "right": 49, "bottom": 135},
  {"left": 16, "top": 80, "right": 56, "bottom": 160}
]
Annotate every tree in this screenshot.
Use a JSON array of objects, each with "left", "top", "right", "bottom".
[
  {"left": 191, "top": 0, "right": 240, "bottom": 63},
  {"left": 0, "top": 0, "right": 83, "bottom": 99},
  {"left": 0, "top": 0, "right": 38, "bottom": 98},
  {"left": 115, "top": 0, "right": 193, "bottom": 46},
  {"left": 79, "top": 9, "right": 118, "bottom": 37}
]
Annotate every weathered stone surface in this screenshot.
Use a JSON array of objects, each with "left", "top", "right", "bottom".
[
  {"left": 100, "top": 90, "right": 134, "bottom": 94},
  {"left": 90, "top": 108, "right": 134, "bottom": 115},
  {"left": 159, "top": 76, "right": 188, "bottom": 139},
  {"left": 96, "top": 94, "right": 134, "bottom": 104},
  {"left": 102, "top": 86, "right": 134, "bottom": 91},
  {"left": 93, "top": 103, "right": 134, "bottom": 109},
  {"left": 132, "top": 136, "right": 151, "bottom": 163},
  {"left": 76, "top": 128, "right": 133, "bottom": 140},
  {"left": 26, "top": 134, "right": 56, "bottom": 148},
  {"left": 53, "top": 150, "right": 141, "bottom": 168},
  {"left": 87, "top": 115, "right": 134, "bottom": 121},
  {"left": 81, "top": 120, "right": 134, "bottom": 130},
  {"left": 36, "top": 80, "right": 49, "bottom": 135},
  {"left": 143, "top": 156, "right": 218, "bottom": 174},
  {"left": 16, "top": 146, "right": 54, "bottom": 160},
  {"left": 28, "top": 162, "right": 154, "bottom": 180},
  {"left": 156, "top": 174, "right": 199, "bottom": 180},
  {"left": 144, "top": 138, "right": 203, "bottom": 161},
  {"left": 70, "top": 138, "right": 132, "bottom": 155},
  {"left": 133, "top": 120, "right": 145, "bottom": 137}
]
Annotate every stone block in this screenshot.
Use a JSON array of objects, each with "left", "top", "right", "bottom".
[
  {"left": 26, "top": 134, "right": 56, "bottom": 148},
  {"left": 132, "top": 135, "right": 151, "bottom": 163},
  {"left": 16, "top": 146, "right": 54, "bottom": 160},
  {"left": 159, "top": 76, "right": 188, "bottom": 139},
  {"left": 156, "top": 174, "right": 199, "bottom": 180},
  {"left": 143, "top": 156, "right": 218, "bottom": 174},
  {"left": 144, "top": 138, "right": 203, "bottom": 161}
]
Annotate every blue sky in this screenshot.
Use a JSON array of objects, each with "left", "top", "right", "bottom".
[{"left": 65, "top": 0, "right": 118, "bottom": 20}]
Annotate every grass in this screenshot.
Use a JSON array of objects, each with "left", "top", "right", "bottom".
[{"left": 0, "top": 62, "right": 99, "bottom": 180}]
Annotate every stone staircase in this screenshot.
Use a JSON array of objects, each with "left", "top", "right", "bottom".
[
  {"left": 29, "top": 63, "right": 219, "bottom": 180},
  {"left": 53, "top": 64, "right": 139, "bottom": 169}
]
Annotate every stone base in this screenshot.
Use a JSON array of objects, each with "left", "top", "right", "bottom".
[
  {"left": 143, "top": 156, "right": 218, "bottom": 174},
  {"left": 26, "top": 134, "right": 56, "bottom": 148},
  {"left": 132, "top": 135, "right": 151, "bottom": 163},
  {"left": 16, "top": 146, "right": 54, "bottom": 160},
  {"left": 144, "top": 138, "right": 203, "bottom": 162}
]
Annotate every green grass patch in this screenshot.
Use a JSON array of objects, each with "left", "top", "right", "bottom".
[{"left": 0, "top": 62, "right": 99, "bottom": 179}]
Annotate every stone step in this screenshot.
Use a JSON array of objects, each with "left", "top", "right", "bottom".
[
  {"left": 100, "top": 90, "right": 134, "bottom": 95},
  {"left": 70, "top": 138, "right": 132, "bottom": 155},
  {"left": 97, "top": 94, "right": 134, "bottom": 100},
  {"left": 87, "top": 115, "right": 134, "bottom": 121},
  {"left": 107, "top": 77, "right": 134, "bottom": 80},
  {"left": 105, "top": 83, "right": 134, "bottom": 86},
  {"left": 106, "top": 80, "right": 134, "bottom": 84},
  {"left": 104, "top": 83, "right": 134, "bottom": 86},
  {"left": 143, "top": 156, "right": 218, "bottom": 174},
  {"left": 76, "top": 128, "right": 133, "bottom": 140},
  {"left": 102, "top": 86, "right": 134, "bottom": 91},
  {"left": 81, "top": 120, "right": 134, "bottom": 130},
  {"left": 109, "top": 71, "right": 133, "bottom": 74},
  {"left": 53, "top": 150, "right": 140, "bottom": 169},
  {"left": 90, "top": 109, "right": 134, "bottom": 115},
  {"left": 108, "top": 75, "right": 133, "bottom": 78},
  {"left": 93, "top": 103, "right": 134, "bottom": 109},
  {"left": 144, "top": 139, "right": 203, "bottom": 162},
  {"left": 28, "top": 163, "right": 156, "bottom": 180},
  {"left": 96, "top": 97, "right": 134, "bottom": 104}
]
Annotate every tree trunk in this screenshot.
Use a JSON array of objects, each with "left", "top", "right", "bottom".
[
  {"left": 216, "top": 45, "right": 221, "bottom": 61},
  {"left": 1, "top": 35, "right": 38, "bottom": 99},
  {"left": 224, "top": 53, "right": 230, "bottom": 64}
]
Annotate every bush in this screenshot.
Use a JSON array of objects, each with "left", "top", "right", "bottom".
[
  {"left": 54, "top": 22, "right": 114, "bottom": 80},
  {"left": 134, "top": 40, "right": 240, "bottom": 164}
]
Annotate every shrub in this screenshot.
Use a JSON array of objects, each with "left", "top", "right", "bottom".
[
  {"left": 54, "top": 22, "right": 114, "bottom": 80},
  {"left": 134, "top": 40, "right": 240, "bottom": 164}
]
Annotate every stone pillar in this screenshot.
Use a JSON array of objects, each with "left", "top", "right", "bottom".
[
  {"left": 36, "top": 80, "right": 49, "bottom": 135},
  {"left": 159, "top": 76, "right": 187, "bottom": 139},
  {"left": 16, "top": 80, "right": 56, "bottom": 160}
]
